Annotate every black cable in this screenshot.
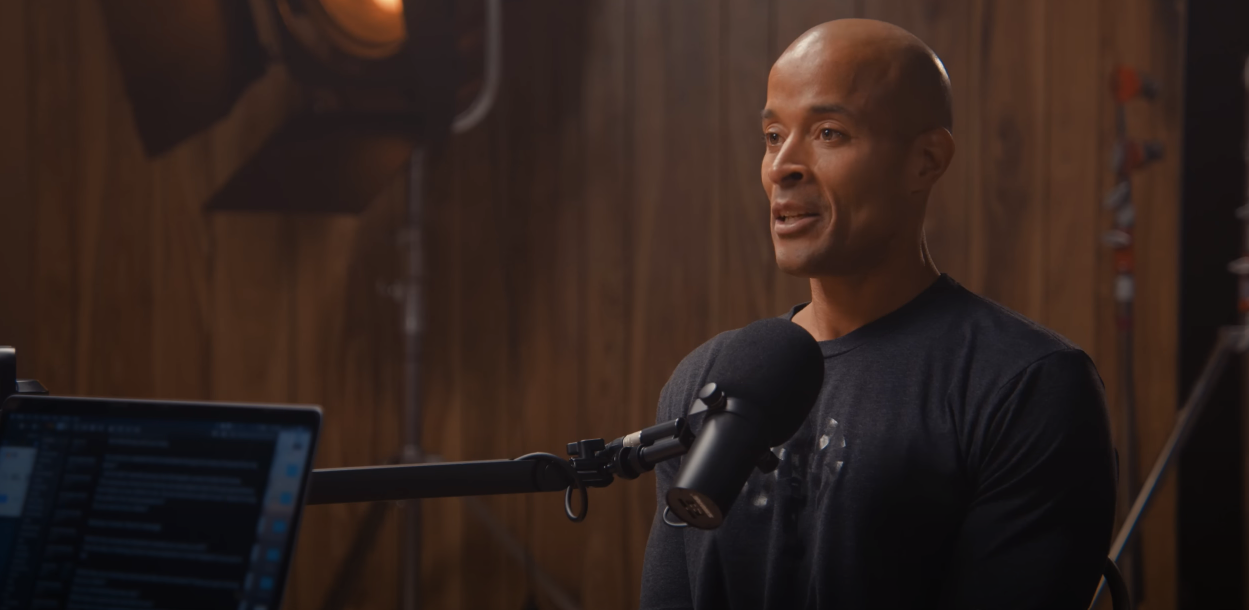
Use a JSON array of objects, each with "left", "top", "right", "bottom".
[
  {"left": 563, "top": 486, "right": 587, "bottom": 523},
  {"left": 515, "top": 453, "right": 588, "bottom": 522}
]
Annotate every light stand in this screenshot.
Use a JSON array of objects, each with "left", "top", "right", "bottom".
[{"left": 1090, "top": 326, "right": 1249, "bottom": 608}]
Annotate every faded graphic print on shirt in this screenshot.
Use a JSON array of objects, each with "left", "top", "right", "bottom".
[{"left": 742, "top": 411, "right": 848, "bottom": 512}]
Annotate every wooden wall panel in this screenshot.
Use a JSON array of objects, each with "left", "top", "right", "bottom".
[
  {"left": 961, "top": 0, "right": 989, "bottom": 294},
  {"left": 0, "top": 1, "right": 408, "bottom": 608},
  {"left": 29, "top": 0, "right": 83, "bottom": 395},
  {"left": 513, "top": 1, "right": 591, "bottom": 603},
  {"left": 774, "top": 0, "right": 858, "bottom": 58},
  {"left": 0, "top": 0, "right": 32, "bottom": 358},
  {"left": 442, "top": 101, "right": 525, "bottom": 608},
  {"left": 628, "top": 0, "right": 719, "bottom": 415},
  {"left": 419, "top": 131, "right": 466, "bottom": 610},
  {"left": 0, "top": 1, "right": 1186, "bottom": 609},
  {"left": 209, "top": 215, "right": 293, "bottom": 403},
  {"left": 978, "top": 0, "right": 1050, "bottom": 319},
  {"left": 286, "top": 215, "right": 361, "bottom": 610},
  {"left": 79, "top": 12, "right": 155, "bottom": 402},
  {"left": 578, "top": 1, "right": 635, "bottom": 606},
  {"left": 288, "top": 189, "right": 406, "bottom": 610},
  {"left": 1111, "top": 0, "right": 1186, "bottom": 608},
  {"left": 150, "top": 145, "right": 215, "bottom": 402},
  {"left": 1043, "top": 0, "right": 1102, "bottom": 356}
]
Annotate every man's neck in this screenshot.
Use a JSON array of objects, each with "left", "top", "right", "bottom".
[{"left": 790, "top": 242, "right": 940, "bottom": 342}]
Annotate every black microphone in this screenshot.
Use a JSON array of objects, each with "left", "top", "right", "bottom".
[{"left": 666, "top": 318, "right": 824, "bottom": 529}]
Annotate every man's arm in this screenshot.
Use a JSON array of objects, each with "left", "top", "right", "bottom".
[
  {"left": 638, "top": 332, "right": 732, "bottom": 610},
  {"left": 938, "top": 348, "right": 1117, "bottom": 609},
  {"left": 639, "top": 455, "right": 693, "bottom": 610}
]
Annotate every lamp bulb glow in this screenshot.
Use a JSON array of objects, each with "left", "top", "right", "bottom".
[{"left": 372, "top": 0, "right": 402, "bottom": 14}]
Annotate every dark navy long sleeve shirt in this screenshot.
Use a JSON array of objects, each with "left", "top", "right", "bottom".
[{"left": 639, "top": 274, "right": 1116, "bottom": 610}]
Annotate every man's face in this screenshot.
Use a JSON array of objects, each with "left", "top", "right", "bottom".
[{"left": 761, "top": 45, "right": 915, "bottom": 277}]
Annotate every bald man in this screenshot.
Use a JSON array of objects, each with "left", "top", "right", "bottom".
[{"left": 640, "top": 20, "right": 1115, "bottom": 609}]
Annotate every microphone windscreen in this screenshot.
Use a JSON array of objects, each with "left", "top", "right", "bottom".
[{"left": 706, "top": 318, "right": 824, "bottom": 446}]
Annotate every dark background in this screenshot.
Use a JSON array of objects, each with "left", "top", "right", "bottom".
[{"left": 1178, "top": 0, "right": 1249, "bottom": 607}]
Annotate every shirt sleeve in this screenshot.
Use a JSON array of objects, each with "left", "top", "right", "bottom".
[
  {"left": 639, "top": 334, "right": 729, "bottom": 610},
  {"left": 938, "top": 348, "right": 1117, "bottom": 609},
  {"left": 639, "top": 451, "right": 693, "bottom": 609}
]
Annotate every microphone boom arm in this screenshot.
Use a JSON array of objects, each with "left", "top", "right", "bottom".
[
  {"left": 305, "top": 417, "right": 694, "bottom": 520},
  {"left": 306, "top": 458, "right": 575, "bottom": 505}
]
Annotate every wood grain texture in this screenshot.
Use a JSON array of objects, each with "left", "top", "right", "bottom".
[
  {"left": 1043, "top": 0, "right": 1101, "bottom": 356},
  {"left": 977, "top": 0, "right": 1049, "bottom": 320},
  {"left": 577, "top": 0, "right": 636, "bottom": 605},
  {"left": 419, "top": 117, "right": 466, "bottom": 610},
  {"left": 29, "top": 0, "right": 82, "bottom": 394},
  {"left": 0, "top": 0, "right": 32, "bottom": 361},
  {"left": 2, "top": 1, "right": 408, "bottom": 608},
  {"left": 773, "top": 0, "right": 859, "bottom": 60},
  {"left": 961, "top": 0, "right": 989, "bottom": 295},
  {"left": 516, "top": 2, "right": 591, "bottom": 603},
  {"left": 80, "top": 3, "right": 156, "bottom": 401},
  {"left": 1108, "top": 0, "right": 1186, "bottom": 608},
  {"left": 0, "top": 0, "right": 1185, "bottom": 608}
]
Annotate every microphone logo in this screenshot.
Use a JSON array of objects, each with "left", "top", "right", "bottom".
[{"left": 676, "top": 494, "right": 714, "bottom": 521}]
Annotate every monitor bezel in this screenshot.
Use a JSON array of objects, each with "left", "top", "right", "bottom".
[{"left": 0, "top": 394, "right": 322, "bottom": 610}]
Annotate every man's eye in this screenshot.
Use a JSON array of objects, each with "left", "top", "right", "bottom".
[
  {"left": 820, "top": 128, "right": 841, "bottom": 141},
  {"left": 764, "top": 133, "right": 781, "bottom": 146}
]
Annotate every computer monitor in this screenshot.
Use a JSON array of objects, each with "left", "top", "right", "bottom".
[{"left": 0, "top": 396, "right": 321, "bottom": 610}]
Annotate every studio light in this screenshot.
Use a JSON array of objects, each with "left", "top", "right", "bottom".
[
  {"left": 99, "top": 0, "right": 487, "bottom": 214},
  {"left": 312, "top": 0, "right": 409, "bottom": 59},
  {"left": 276, "top": 0, "right": 410, "bottom": 67}
]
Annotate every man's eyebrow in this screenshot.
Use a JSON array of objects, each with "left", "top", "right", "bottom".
[
  {"left": 760, "top": 104, "right": 854, "bottom": 121},
  {"left": 809, "top": 103, "right": 853, "bottom": 118}
]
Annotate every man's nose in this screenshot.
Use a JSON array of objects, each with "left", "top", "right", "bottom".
[{"left": 767, "top": 146, "right": 807, "bottom": 186}]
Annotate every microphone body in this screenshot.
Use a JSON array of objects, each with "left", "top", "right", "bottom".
[
  {"left": 665, "top": 318, "right": 824, "bottom": 529},
  {"left": 668, "top": 397, "right": 769, "bottom": 527}
]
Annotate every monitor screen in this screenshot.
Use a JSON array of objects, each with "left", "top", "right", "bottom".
[{"left": 0, "top": 398, "right": 320, "bottom": 610}]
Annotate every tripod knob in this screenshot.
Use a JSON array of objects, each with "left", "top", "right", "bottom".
[{"left": 567, "top": 438, "right": 605, "bottom": 458}]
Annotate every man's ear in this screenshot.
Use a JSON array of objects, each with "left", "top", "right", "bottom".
[{"left": 909, "top": 128, "right": 955, "bottom": 193}]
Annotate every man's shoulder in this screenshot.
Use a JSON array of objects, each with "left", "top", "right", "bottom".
[
  {"left": 941, "top": 280, "right": 1083, "bottom": 364},
  {"left": 655, "top": 329, "right": 738, "bottom": 423},
  {"left": 934, "top": 280, "right": 1100, "bottom": 402}
]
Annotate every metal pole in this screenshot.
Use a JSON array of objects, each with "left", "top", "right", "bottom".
[
  {"left": 1111, "top": 328, "right": 1243, "bottom": 561},
  {"left": 1108, "top": 101, "right": 1145, "bottom": 609},
  {"left": 1090, "top": 326, "right": 1248, "bottom": 608},
  {"left": 402, "top": 148, "right": 426, "bottom": 610},
  {"left": 1237, "top": 57, "right": 1249, "bottom": 324},
  {"left": 1116, "top": 298, "right": 1144, "bottom": 602},
  {"left": 1102, "top": 65, "right": 1164, "bottom": 607},
  {"left": 393, "top": 0, "right": 499, "bottom": 601}
]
